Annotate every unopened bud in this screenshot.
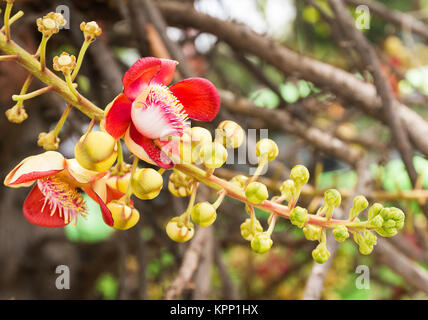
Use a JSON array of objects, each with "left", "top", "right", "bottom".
[
  {"left": 131, "top": 168, "right": 163, "bottom": 200},
  {"left": 168, "top": 171, "right": 195, "bottom": 197},
  {"left": 290, "top": 206, "right": 308, "bottom": 228},
  {"left": 80, "top": 21, "right": 102, "bottom": 42},
  {"left": 166, "top": 217, "right": 194, "bottom": 242},
  {"left": 216, "top": 120, "right": 245, "bottom": 149},
  {"left": 312, "top": 243, "right": 330, "bottom": 264},
  {"left": 245, "top": 182, "right": 268, "bottom": 204},
  {"left": 290, "top": 165, "right": 310, "bottom": 189},
  {"left": 230, "top": 175, "right": 249, "bottom": 189},
  {"left": 74, "top": 131, "right": 117, "bottom": 172},
  {"left": 38, "top": 131, "right": 60, "bottom": 151},
  {"left": 303, "top": 224, "right": 322, "bottom": 241},
  {"left": 199, "top": 142, "right": 228, "bottom": 169},
  {"left": 191, "top": 202, "right": 217, "bottom": 227},
  {"left": 280, "top": 179, "right": 297, "bottom": 202},
  {"left": 256, "top": 139, "right": 278, "bottom": 161},
  {"left": 53, "top": 52, "right": 76, "bottom": 75},
  {"left": 240, "top": 218, "right": 263, "bottom": 241},
  {"left": 333, "top": 225, "right": 349, "bottom": 242},
  {"left": 5, "top": 104, "right": 28, "bottom": 124},
  {"left": 107, "top": 201, "right": 140, "bottom": 230},
  {"left": 251, "top": 232, "right": 273, "bottom": 254}
]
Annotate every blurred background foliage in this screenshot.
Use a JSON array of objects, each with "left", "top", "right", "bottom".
[{"left": 2, "top": 0, "right": 428, "bottom": 300}]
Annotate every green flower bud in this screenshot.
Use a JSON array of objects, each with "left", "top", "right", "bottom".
[
  {"left": 199, "top": 142, "right": 228, "bottom": 169},
  {"left": 349, "top": 195, "right": 369, "bottom": 220},
  {"left": 251, "top": 232, "right": 273, "bottom": 254},
  {"left": 375, "top": 207, "right": 405, "bottom": 237},
  {"left": 290, "top": 206, "right": 308, "bottom": 228},
  {"left": 255, "top": 139, "right": 279, "bottom": 161},
  {"left": 303, "top": 224, "right": 322, "bottom": 241},
  {"left": 368, "top": 214, "right": 384, "bottom": 229},
  {"left": 280, "top": 179, "right": 297, "bottom": 202},
  {"left": 368, "top": 203, "right": 383, "bottom": 220},
  {"left": 245, "top": 182, "right": 268, "bottom": 204},
  {"left": 354, "top": 231, "right": 376, "bottom": 255},
  {"left": 333, "top": 225, "right": 349, "bottom": 242},
  {"left": 363, "top": 230, "right": 377, "bottom": 247},
  {"left": 324, "top": 189, "right": 341, "bottom": 208},
  {"left": 312, "top": 243, "right": 330, "bottom": 264},
  {"left": 191, "top": 202, "right": 217, "bottom": 227},
  {"left": 240, "top": 218, "right": 263, "bottom": 241},
  {"left": 290, "top": 165, "right": 310, "bottom": 189}
]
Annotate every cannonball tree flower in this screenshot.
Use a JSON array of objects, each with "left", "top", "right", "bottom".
[
  {"left": 104, "top": 57, "right": 220, "bottom": 168},
  {"left": 3, "top": 151, "right": 118, "bottom": 228}
]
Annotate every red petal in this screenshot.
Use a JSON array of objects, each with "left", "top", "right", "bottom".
[
  {"left": 83, "top": 188, "right": 114, "bottom": 227},
  {"left": 122, "top": 57, "right": 161, "bottom": 100},
  {"left": 9, "top": 170, "right": 61, "bottom": 186},
  {"left": 23, "top": 185, "right": 69, "bottom": 228},
  {"left": 128, "top": 124, "right": 174, "bottom": 169},
  {"left": 104, "top": 94, "right": 133, "bottom": 139},
  {"left": 169, "top": 78, "right": 220, "bottom": 121},
  {"left": 151, "top": 59, "right": 178, "bottom": 86},
  {"left": 105, "top": 184, "right": 125, "bottom": 203}
]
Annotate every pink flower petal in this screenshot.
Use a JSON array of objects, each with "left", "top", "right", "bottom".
[
  {"left": 122, "top": 57, "right": 162, "bottom": 100},
  {"left": 83, "top": 188, "right": 114, "bottom": 227},
  {"left": 4, "top": 151, "right": 65, "bottom": 187},
  {"left": 23, "top": 185, "right": 69, "bottom": 228},
  {"left": 104, "top": 94, "right": 133, "bottom": 139},
  {"left": 125, "top": 124, "right": 174, "bottom": 169},
  {"left": 169, "top": 78, "right": 220, "bottom": 121}
]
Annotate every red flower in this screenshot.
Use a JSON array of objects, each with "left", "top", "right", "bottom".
[
  {"left": 4, "top": 151, "right": 122, "bottom": 228},
  {"left": 104, "top": 57, "right": 220, "bottom": 168}
]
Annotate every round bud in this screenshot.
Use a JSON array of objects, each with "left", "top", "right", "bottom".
[
  {"left": 303, "top": 224, "right": 322, "bottom": 241},
  {"left": 333, "top": 225, "right": 349, "bottom": 242},
  {"left": 131, "top": 168, "right": 163, "bottom": 200},
  {"left": 363, "top": 230, "right": 377, "bottom": 247},
  {"left": 280, "top": 179, "right": 297, "bottom": 202},
  {"left": 240, "top": 218, "right": 263, "bottom": 241},
  {"left": 199, "top": 142, "right": 228, "bottom": 169},
  {"left": 368, "top": 203, "right": 383, "bottom": 220},
  {"left": 290, "top": 165, "right": 310, "bottom": 188},
  {"left": 251, "top": 232, "right": 273, "bottom": 254},
  {"left": 255, "top": 139, "right": 278, "bottom": 161},
  {"left": 166, "top": 218, "right": 194, "bottom": 242},
  {"left": 312, "top": 243, "right": 330, "bottom": 264},
  {"left": 368, "top": 214, "right": 384, "bottom": 229},
  {"left": 191, "top": 202, "right": 217, "bottom": 227},
  {"left": 107, "top": 202, "right": 140, "bottom": 230},
  {"left": 353, "top": 195, "right": 369, "bottom": 212},
  {"left": 290, "top": 206, "right": 308, "bottom": 228},
  {"left": 216, "top": 120, "right": 245, "bottom": 148},
  {"left": 106, "top": 173, "right": 131, "bottom": 194},
  {"left": 245, "top": 182, "right": 269, "bottom": 204},
  {"left": 324, "top": 189, "right": 341, "bottom": 208},
  {"left": 74, "top": 131, "right": 117, "bottom": 172},
  {"left": 190, "top": 127, "right": 213, "bottom": 163}
]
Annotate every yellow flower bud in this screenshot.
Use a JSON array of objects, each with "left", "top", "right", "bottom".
[
  {"left": 168, "top": 171, "right": 195, "bottom": 197},
  {"left": 216, "top": 120, "right": 245, "bottom": 148},
  {"left": 166, "top": 217, "right": 194, "bottom": 242},
  {"left": 5, "top": 104, "right": 28, "bottom": 124},
  {"left": 107, "top": 201, "right": 140, "bottom": 230},
  {"left": 290, "top": 165, "right": 310, "bottom": 188},
  {"left": 256, "top": 139, "right": 278, "bottom": 161},
  {"left": 199, "top": 142, "right": 228, "bottom": 169},
  {"left": 74, "top": 131, "right": 118, "bottom": 172},
  {"left": 245, "top": 182, "right": 268, "bottom": 204},
  {"left": 131, "top": 168, "right": 163, "bottom": 200},
  {"left": 191, "top": 202, "right": 217, "bottom": 227},
  {"left": 38, "top": 131, "right": 59, "bottom": 151},
  {"left": 190, "top": 127, "right": 212, "bottom": 163},
  {"left": 106, "top": 173, "right": 131, "bottom": 194}
]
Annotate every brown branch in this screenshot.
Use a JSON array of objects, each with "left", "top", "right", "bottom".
[
  {"left": 156, "top": 1, "right": 428, "bottom": 159},
  {"left": 219, "top": 89, "right": 363, "bottom": 165},
  {"left": 344, "top": 0, "right": 428, "bottom": 43},
  {"left": 303, "top": 160, "right": 371, "bottom": 300},
  {"left": 164, "top": 227, "right": 209, "bottom": 300}
]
